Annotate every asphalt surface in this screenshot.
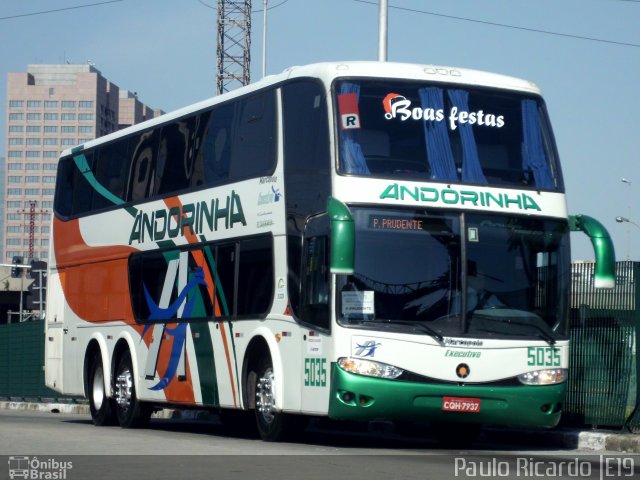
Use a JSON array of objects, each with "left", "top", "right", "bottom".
[{"left": 1, "top": 400, "right": 639, "bottom": 453}]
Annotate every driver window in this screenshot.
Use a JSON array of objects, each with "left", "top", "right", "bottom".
[{"left": 301, "top": 216, "right": 330, "bottom": 330}]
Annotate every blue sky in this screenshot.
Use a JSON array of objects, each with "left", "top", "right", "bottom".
[{"left": 1, "top": 0, "right": 638, "bottom": 260}]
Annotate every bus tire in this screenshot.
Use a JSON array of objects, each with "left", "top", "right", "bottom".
[
  {"left": 113, "top": 350, "right": 151, "bottom": 429},
  {"left": 88, "top": 352, "right": 117, "bottom": 426},
  {"left": 253, "top": 357, "right": 287, "bottom": 441}
]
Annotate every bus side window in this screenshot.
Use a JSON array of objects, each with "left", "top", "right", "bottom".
[
  {"left": 93, "top": 139, "right": 128, "bottom": 210},
  {"left": 236, "top": 236, "right": 274, "bottom": 316},
  {"left": 228, "top": 90, "right": 277, "bottom": 180},
  {"left": 301, "top": 234, "right": 330, "bottom": 331},
  {"left": 58, "top": 151, "right": 95, "bottom": 216},
  {"left": 127, "top": 129, "right": 159, "bottom": 203},
  {"left": 202, "top": 103, "right": 234, "bottom": 186}
]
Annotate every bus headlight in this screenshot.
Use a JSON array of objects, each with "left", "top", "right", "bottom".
[
  {"left": 518, "top": 369, "right": 568, "bottom": 385},
  {"left": 338, "top": 357, "right": 403, "bottom": 379}
]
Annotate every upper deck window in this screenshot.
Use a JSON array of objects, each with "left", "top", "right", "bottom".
[{"left": 335, "top": 80, "right": 563, "bottom": 192}]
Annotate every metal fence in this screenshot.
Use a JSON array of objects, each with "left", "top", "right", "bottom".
[
  {"left": 564, "top": 261, "right": 640, "bottom": 430},
  {"left": 1, "top": 262, "right": 639, "bottom": 431},
  {"left": 0, "top": 320, "right": 60, "bottom": 400}
]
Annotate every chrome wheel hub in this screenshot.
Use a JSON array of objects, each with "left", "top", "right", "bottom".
[
  {"left": 256, "top": 368, "right": 275, "bottom": 424},
  {"left": 92, "top": 366, "right": 104, "bottom": 410},
  {"left": 115, "top": 367, "right": 133, "bottom": 409}
]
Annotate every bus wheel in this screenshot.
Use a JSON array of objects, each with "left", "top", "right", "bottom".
[
  {"left": 88, "top": 353, "right": 117, "bottom": 426},
  {"left": 114, "top": 350, "right": 151, "bottom": 429},
  {"left": 253, "top": 357, "right": 289, "bottom": 441}
]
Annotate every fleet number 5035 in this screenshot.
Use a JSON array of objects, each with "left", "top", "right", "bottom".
[{"left": 527, "top": 347, "right": 561, "bottom": 367}]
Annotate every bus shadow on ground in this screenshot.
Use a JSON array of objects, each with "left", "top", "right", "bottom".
[{"left": 63, "top": 414, "right": 574, "bottom": 452}]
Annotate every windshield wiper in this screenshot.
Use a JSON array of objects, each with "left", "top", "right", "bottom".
[
  {"left": 349, "top": 318, "right": 444, "bottom": 345},
  {"left": 507, "top": 319, "right": 556, "bottom": 346},
  {"left": 471, "top": 314, "right": 556, "bottom": 345}
]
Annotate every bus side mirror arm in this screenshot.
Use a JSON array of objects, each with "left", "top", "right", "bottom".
[
  {"left": 328, "top": 197, "right": 355, "bottom": 275},
  {"left": 569, "top": 214, "right": 616, "bottom": 289}
]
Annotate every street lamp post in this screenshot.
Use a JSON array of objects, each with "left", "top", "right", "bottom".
[{"left": 615, "top": 215, "right": 640, "bottom": 260}]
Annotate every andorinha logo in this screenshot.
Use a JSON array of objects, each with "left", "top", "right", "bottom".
[
  {"left": 379, "top": 183, "right": 541, "bottom": 212},
  {"left": 129, "top": 191, "right": 246, "bottom": 244},
  {"left": 382, "top": 92, "right": 505, "bottom": 130}
]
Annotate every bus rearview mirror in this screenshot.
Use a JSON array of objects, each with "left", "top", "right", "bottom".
[{"left": 328, "top": 197, "right": 355, "bottom": 275}]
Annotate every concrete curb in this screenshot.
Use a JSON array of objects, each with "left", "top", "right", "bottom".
[{"left": 2, "top": 401, "right": 639, "bottom": 452}]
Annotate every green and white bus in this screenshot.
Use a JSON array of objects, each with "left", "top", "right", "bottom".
[{"left": 44, "top": 61, "right": 615, "bottom": 441}]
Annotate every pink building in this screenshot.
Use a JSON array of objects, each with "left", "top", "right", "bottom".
[{"left": 3, "top": 64, "right": 163, "bottom": 262}]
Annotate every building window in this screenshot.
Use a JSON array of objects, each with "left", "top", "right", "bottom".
[
  {"left": 44, "top": 113, "right": 59, "bottom": 121},
  {"left": 26, "top": 138, "right": 41, "bottom": 145},
  {"left": 78, "top": 126, "right": 93, "bottom": 134},
  {"left": 43, "top": 163, "right": 58, "bottom": 170},
  {"left": 26, "top": 151, "right": 41, "bottom": 158},
  {"left": 27, "top": 100, "right": 42, "bottom": 109},
  {"left": 7, "top": 201, "right": 22, "bottom": 208},
  {"left": 9, "top": 100, "right": 24, "bottom": 108},
  {"left": 79, "top": 113, "right": 94, "bottom": 121},
  {"left": 44, "top": 100, "right": 58, "bottom": 109},
  {"left": 9, "top": 138, "right": 23, "bottom": 145},
  {"left": 9, "top": 113, "right": 24, "bottom": 121},
  {"left": 41, "top": 201, "right": 53, "bottom": 209},
  {"left": 49, "top": 87, "right": 55, "bottom": 96},
  {"left": 8, "top": 151, "right": 24, "bottom": 158},
  {"left": 44, "top": 138, "right": 58, "bottom": 145},
  {"left": 44, "top": 151, "right": 58, "bottom": 158},
  {"left": 44, "top": 126, "right": 58, "bottom": 134},
  {"left": 41, "top": 239, "right": 50, "bottom": 247},
  {"left": 79, "top": 101, "right": 94, "bottom": 109},
  {"left": 26, "top": 164, "right": 40, "bottom": 170},
  {"left": 25, "top": 189, "right": 40, "bottom": 196},
  {"left": 43, "top": 176, "right": 56, "bottom": 184},
  {"left": 7, "top": 214, "right": 23, "bottom": 221},
  {"left": 62, "top": 101, "right": 76, "bottom": 109},
  {"left": 7, "top": 188, "right": 23, "bottom": 196},
  {"left": 8, "top": 163, "right": 23, "bottom": 171},
  {"left": 43, "top": 188, "right": 55, "bottom": 195},
  {"left": 27, "top": 125, "right": 41, "bottom": 133},
  {"left": 6, "top": 239, "right": 21, "bottom": 246},
  {"left": 9, "top": 125, "right": 24, "bottom": 133},
  {"left": 61, "top": 113, "right": 76, "bottom": 121},
  {"left": 8, "top": 176, "right": 23, "bottom": 183},
  {"left": 26, "top": 176, "right": 40, "bottom": 183},
  {"left": 41, "top": 226, "right": 50, "bottom": 234},
  {"left": 61, "top": 138, "right": 75, "bottom": 145},
  {"left": 61, "top": 126, "right": 76, "bottom": 133},
  {"left": 27, "top": 113, "right": 41, "bottom": 121}
]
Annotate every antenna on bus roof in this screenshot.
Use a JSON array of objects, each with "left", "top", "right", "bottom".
[{"left": 378, "top": 0, "right": 388, "bottom": 62}]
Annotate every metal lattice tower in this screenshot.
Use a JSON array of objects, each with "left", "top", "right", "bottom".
[{"left": 216, "top": 0, "right": 252, "bottom": 95}]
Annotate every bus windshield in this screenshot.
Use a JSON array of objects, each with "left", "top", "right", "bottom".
[
  {"left": 337, "top": 208, "right": 570, "bottom": 341},
  {"left": 334, "top": 80, "right": 563, "bottom": 191}
]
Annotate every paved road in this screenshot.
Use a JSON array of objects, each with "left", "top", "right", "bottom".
[{"left": 0, "top": 410, "right": 637, "bottom": 480}]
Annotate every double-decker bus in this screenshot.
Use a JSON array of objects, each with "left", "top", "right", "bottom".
[{"left": 44, "top": 61, "right": 614, "bottom": 441}]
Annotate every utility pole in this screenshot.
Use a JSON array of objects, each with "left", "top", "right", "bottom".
[
  {"left": 216, "top": 0, "right": 252, "bottom": 95},
  {"left": 262, "top": 0, "right": 268, "bottom": 78},
  {"left": 378, "top": 0, "right": 388, "bottom": 62}
]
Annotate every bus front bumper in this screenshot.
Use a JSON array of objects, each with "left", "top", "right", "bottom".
[{"left": 328, "top": 363, "right": 565, "bottom": 428}]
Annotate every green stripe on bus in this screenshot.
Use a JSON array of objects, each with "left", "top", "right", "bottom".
[
  {"left": 201, "top": 240, "right": 230, "bottom": 316},
  {"left": 189, "top": 284, "right": 219, "bottom": 407},
  {"left": 73, "top": 153, "right": 125, "bottom": 207}
]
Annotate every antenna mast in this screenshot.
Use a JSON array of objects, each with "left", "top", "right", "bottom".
[{"left": 216, "top": 0, "right": 252, "bottom": 95}]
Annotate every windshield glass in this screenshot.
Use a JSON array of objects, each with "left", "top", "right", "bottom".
[
  {"left": 334, "top": 80, "right": 563, "bottom": 191},
  {"left": 337, "top": 208, "right": 570, "bottom": 340}
]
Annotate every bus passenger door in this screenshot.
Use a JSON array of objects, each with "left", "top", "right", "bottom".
[{"left": 299, "top": 217, "right": 332, "bottom": 413}]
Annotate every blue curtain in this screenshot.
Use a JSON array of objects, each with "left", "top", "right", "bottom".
[
  {"left": 419, "top": 88, "right": 458, "bottom": 182},
  {"left": 448, "top": 89, "right": 487, "bottom": 185},
  {"left": 338, "top": 83, "right": 370, "bottom": 175},
  {"left": 521, "top": 99, "right": 555, "bottom": 189}
]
